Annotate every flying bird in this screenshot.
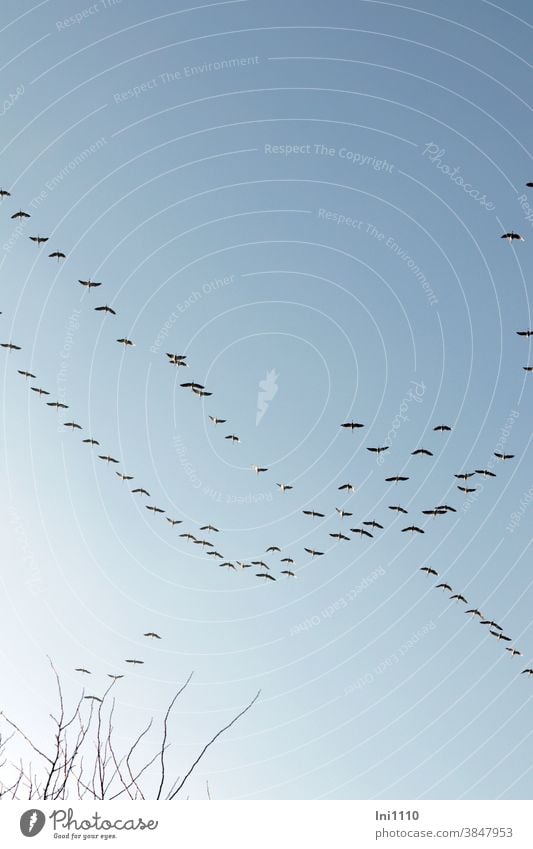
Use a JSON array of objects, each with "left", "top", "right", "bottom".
[
  {"left": 436, "top": 583, "right": 453, "bottom": 592},
  {"left": 166, "top": 518, "right": 182, "bottom": 526},
  {"left": 98, "top": 455, "right": 119, "bottom": 463},
  {"left": 256, "top": 573, "right": 276, "bottom": 581},
  {"left": 338, "top": 483, "right": 356, "bottom": 492},
  {"left": 385, "top": 475, "right": 409, "bottom": 483},
  {"left": 420, "top": 567, "right": 438, "bottom": 576},
  {"left": 494, "top": 452, "right": 514, "bottom": 460},
  {"left": 84, "top": 696, "right": 102, "bottom": 702},
  {"left": 179, "top": 533, "right": 197, "bottom": 541},
  {"left": 209, "top": 416, "right": 226, "bottom": 425},
  {"left": 367, "top": 446, "right": 389, "bottom": 454},
  {"left": 107, "top": 674, "right": 124, "bottom": 680},
  {"left": 144, "top": 632, "right": 161, "bottom": 639},
  {"left": 48, "top": 250, "right": 66, "bottom": 261},
  {"left": 422, "top": 508, "right": 447, "bottom": 517},
  {"left": 29, "top": 235, "right": 48, "bottom": 245},
  {"left": 516, "top": 330, "right": 533, "bottom": 337},
  {"left": 336, "top": 508, "right": 352, "bottom": 519},
  {"left": 132, "top": 488, "right": 150, "bottom": 496},
  {"left": 79, "top": 279, "right": 102, "bottom": 289},
  {"left": 466, "top": 609, "right": 483, "bottom": 618},
  {"left": 31, "top": 387, "right": 50, "bottom": 396},
  {"left": 480, "top": 620, "right": 503, "bottom": 630},
  {"left": 75, "top": 668, "right": 91, "bottom": 674},
  {"left": 401, "top": 525, "right": 424, "bottom": 534},
  {"left": 501, "top": 231, "right": 524, "bottom": 241},
  {"left": 192, "top": 387, "right": 212, "bottom": 397},
  {"left": 303, "top": 510, "right": 325, "bottom": 518},
  {"left": 1, "top": 342, "right": 21, "bottom": 350},
  {"left": 277, "top": 483, "right": 293, "bottom": 492},
  {"left": 95, "top": 305, "right": 116, "bottom": 315},
  {"left": 47, "top": 401, "right": 68, "bottom": 409},
  {"left": 490, "top": 630, "right": 512, "bottom": 641},
  {"left": 116, "top": 472, "right": 134, "bottom": 481},
  {"left": 389, "top": 505, "right": 408, "bottom": 514},
  {"left": 18, "top": 370, "right": 35, "bottom": 378},
  {"left": 64, "top": 421, "right": 82, "bottom": 430},
  {"left": 0, "top": 188, "right": 11, "bottom": 198},
  {"left": 281, "top": 557, "right": 294, "bottom": 564},
  {"left": 506, "top": 648, "right": 522, "bottom": 657},
  {"left": 363, "top": 520, "right": 383, "bottom": 529},
  {"left": 433, "top": 424, "right": 451, "bottom": 432},
  {"left": 181, "top": 381, "right": 204, "bottom": 391},
  {"left": 225, "top": 434, "right": 240, "bottom": 442},
  {"left": 251, "top": 465, "right": 268, "bottom": 474},
  {"left": 11, "top": 209, "right": 30, "bottom": 219},
  {"left": 146, "top": 505, "right": 165, "bottom": 514},
  {"left": 341, "top": 421, "right": 365, "bottom": 429},
  {"left": 125, "top": 659, "right": 144, "bottom": 665},
  {"left": 117, "top": 338, "right": 134, "bottom": 347},
  {"left": 330, "top": 532, "right": 350, "bottom": 541},
  {"left": 266, "top": 545, "right": 281, "bottom": 552},
  {"left": 304, "top": 548, "right": 324, "bottom": 557},
  {"left": 411, "top": 448, "right": 433, "bottom": 456},
  {"left": 351, "top": 528, "right": 373, "bottom": 538},
  {"left": 200, "top": 524, "right": 219, "bottom": 533},
  {"left": 435, "top": 504, "right": 456, "bottom": 513},
  {"left": 83, "top": 438, "right": 100, "bottom": 446},
  {"left": 457, "top": 486, "right": 476, "bottom": 493},
  {"left": 521, "top": 669, "right": 533, "bottom": 675},
  {"left": 455, "top": 472, "right": 475, "bottom": 480},
  {"left": 281, "top": 570, "right": 296, "bottom": 577},
  {"left": 450, "top": 594, "right": 468, "bottom": 603}
]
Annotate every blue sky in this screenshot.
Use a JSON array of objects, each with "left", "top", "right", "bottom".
[{"left": 1, "top": 0, "right": 533, "bottom": 800}]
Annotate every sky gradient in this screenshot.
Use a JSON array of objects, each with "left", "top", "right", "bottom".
[{"left": 1, "top": 0, "right": 533, "bottom": 800}]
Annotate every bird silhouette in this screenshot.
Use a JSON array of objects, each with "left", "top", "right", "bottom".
[
  {"left": 95, "top": 305, "right": 116, "bottom": 315},
  {"left": 411, "top": 448, "right": 433, "bottom": 456},
  {"left": 11, "top": 209, "right": 30, "bottom": 219},
  {"left": 48, "top": 250, "right": 66, "bottom": 261},
  {"left": 351, "top": 528, "right": 373, "bottom": 538},
  {"left": 433, "top": 424, "right": 451, "bottom": 432},
  {"left": 29, "top": 235, "right": 48, "bottom": 245},
  {"left": 420, "top": 567, "right": 438, "bottom": 576},
  {"left": 303, "top": 510, "right": 325, "bottom": 518},
  {"left": 341, "top": 421, "right": 365, "bottom": 429},
  {"left": 501, "top": 231, "right": 524, "bottom": 241},
  {"left": 304, "top": 548, "right": 324, "bottom": 557},
  {"left": 79, "top": 279, "right": 102, "bottom": 289},
  {"left": 401, "top": 525, "right": 424, "bottom": 533}
]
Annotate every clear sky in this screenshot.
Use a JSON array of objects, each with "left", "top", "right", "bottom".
[{"left": 1, "top": 0, "right": 533, "bottom": 800}]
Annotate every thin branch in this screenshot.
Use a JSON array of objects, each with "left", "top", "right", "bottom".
[
  {"left": 167, "top": 690, "right": 261, "bottom": 800},
  {"left": 156, "top": 671, "right": 194, "bottom": 800}
]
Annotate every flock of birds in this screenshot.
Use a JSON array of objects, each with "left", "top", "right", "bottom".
[{"left": 2, "top": 183, "right": 533, "bottom": 683}]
